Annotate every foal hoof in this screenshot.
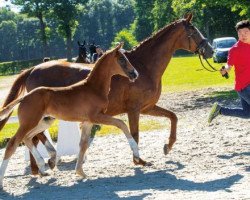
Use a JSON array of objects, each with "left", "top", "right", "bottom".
[
  {"left": 31, "top": 170, "right": 39, "bottom": 176},
  {"left": 133, "top": 157, "right": 152, "bottom": 166},
  {"left": 40, "top": 170, "right": 50, "bottom": 177},
  {"left": 163, "top": 144, "right": 171, "bottom": 155},
  {"left": 48, "top": 158, "right": 56, "bottom": 170},
  {"left": 76, "top": 169, "right": 87, "bottom": 179}
]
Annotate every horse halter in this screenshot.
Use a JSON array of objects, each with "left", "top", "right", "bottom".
[
  {"left": 183, "top": 21, "right": 222, "bottom": 73},
  {"left": 183, "top": 21, "right": 208, "bottom": 56}
]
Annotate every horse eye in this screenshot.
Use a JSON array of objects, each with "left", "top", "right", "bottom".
[{"left": 118, "top": 56, "right": 127, "bottom": 67}]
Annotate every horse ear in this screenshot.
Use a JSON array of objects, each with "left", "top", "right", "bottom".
[
  {"left": 114, "top": 42, "right": 123, "bottom": 53},
  {"left": 184, "top": 13, "right": 193, "bottom": 22},
  {"left": 115, "top": 42, "right": 124, "bottom": 50},
  {"left": 83, "top": 40, "right": 86, "bottom": 45},
  {"left": 77, "top": 41, "right": 80, "bottom": 46}
]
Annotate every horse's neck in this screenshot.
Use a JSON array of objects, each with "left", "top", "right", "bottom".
[
  {"left": 86, "top": 59, "right": 113, "bottom": 96},
  {"left": 129, "top": 23, "right": 183, "bottom": 84}
]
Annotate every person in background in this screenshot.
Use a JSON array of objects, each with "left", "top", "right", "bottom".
[
  {"left": 92, "top": 45, "right": 104, "bottom": 63},
  {"left": 208, "top": 19, "right": 250, "bottom": 123}
]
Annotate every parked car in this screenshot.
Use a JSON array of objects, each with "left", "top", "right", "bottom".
[{"left": 212, "top": 37, "right": 237, "bottom": 63}]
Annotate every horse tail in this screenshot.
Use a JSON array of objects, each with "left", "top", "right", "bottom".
[
  {"left": 0, "top": 97, "right": 23, "bottom": 121},
  {"left": 0, "top": 67, "right": 34, "bottom": 131}
]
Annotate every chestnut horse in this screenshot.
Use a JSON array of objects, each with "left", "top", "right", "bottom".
[
  {"left": 0, "top": 43, "right": 139, "bottom": 187},
  {"left": 0, "top": 14, "right": 213, "bottom": 173}
]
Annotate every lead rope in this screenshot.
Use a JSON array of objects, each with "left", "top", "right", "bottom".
[{"left": 198, "top": 54, "right": 219, "bottom": 72}]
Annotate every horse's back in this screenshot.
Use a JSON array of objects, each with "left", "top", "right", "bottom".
[{"left": 26, "top": 61, "right": 92, "bottom": 91}]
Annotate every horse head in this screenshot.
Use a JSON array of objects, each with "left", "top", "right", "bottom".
[
  {"left": 180, "top": 13, "right": 213, "bottom": 59},
  {"left": 77, "top": 40, "right": 88, "bottom": 59},
  {"left": 106, "top": 42, "right": 139, "bottom": 82}
]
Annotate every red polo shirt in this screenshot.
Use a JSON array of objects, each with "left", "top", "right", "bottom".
[{"left": 227, "top": 41, "right": 250, "bottom": 91}]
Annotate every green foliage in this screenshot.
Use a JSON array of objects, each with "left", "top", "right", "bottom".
[
  {"left": 152, "top": 0, "right": 176, "bottom": 31},
  {"left": 133, "top": 0, "right": 155, "bottom": 41},
  {"left": 112, "top": 29, "right": 138, "bottom": 50},
  {"left": 0, "top": 59, "right": 42, "bottom": 75}
]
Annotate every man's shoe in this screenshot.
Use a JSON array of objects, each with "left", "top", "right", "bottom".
[{"left": 208, "top": 102, "right": 221, "bottom": 123}]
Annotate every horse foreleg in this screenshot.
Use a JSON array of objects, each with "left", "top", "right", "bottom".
[
  {"left": 90, "top": 113, "right": 140, "bottom": 162},
  {"left": 23, "top": 137, "right": 48, "bottom": 176},
  {"left": 143, "top": 105, "right": 177, "bottom": 155},
  {"left": 75, "top": 121, "right": 93, "bottom": 178},
  {"left": 127, "top": 111, "right": 150, "bottom": 166},
  {"left": 25, "top": 117, "right": 55, "bottom": 175}
]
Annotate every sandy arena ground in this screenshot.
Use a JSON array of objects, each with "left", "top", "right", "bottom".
[{"left": 0, "top": 87, "right": 249, "bottom": 200}]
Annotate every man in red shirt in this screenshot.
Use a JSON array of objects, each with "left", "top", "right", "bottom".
[{"left": 208, "top": 19, "right": 250, "bottom": 123}]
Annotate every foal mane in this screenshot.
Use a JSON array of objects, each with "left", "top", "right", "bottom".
[
  {"left": 84, "top": 49, "right": 113, "bottom": 81},
  {"left": 128, "top": 19, "right": 184, "bottom": 53}
]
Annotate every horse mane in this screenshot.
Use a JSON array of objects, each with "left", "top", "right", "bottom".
[
  {"left": 128, "top": 19, "right": 184, "bottom": 53},
  {"left": 84, "top": 49, "right": 111, "bottom": 81}
]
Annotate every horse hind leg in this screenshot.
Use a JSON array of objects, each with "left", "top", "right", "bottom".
[{"left": 75, "top": 121, "right": 93, "bottom": 178}]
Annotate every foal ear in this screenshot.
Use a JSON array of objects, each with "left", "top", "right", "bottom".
[
  {"left": 184, "top": 13, "right": 193, "bottom": 22},
  {"left": 114, "top": 42, "right": 123, "bottom": 51}
]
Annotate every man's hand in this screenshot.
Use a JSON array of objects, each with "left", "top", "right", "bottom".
[{"left": 220, "top": 66, "right": 229, "bottom": 79}]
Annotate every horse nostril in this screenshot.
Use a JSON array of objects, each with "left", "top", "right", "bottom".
[{"left": 129, "top": 69, "right": 139, "bottom": 80}]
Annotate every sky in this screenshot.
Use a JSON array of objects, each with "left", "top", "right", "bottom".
[{"left": 0, "top": 0, "right": 20, "bottom": 12}]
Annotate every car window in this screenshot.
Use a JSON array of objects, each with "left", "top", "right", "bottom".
[{"left": 216, "top": 40, "right": 236, "bottom": 48}]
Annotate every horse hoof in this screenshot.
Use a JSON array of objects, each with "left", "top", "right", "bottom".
[
  {"left": 76, "top": 169, "right": 87, "bottom": 178},
  {"left": 40, "top": 170, "right": 50, "bottom": 177},
  {"left": 163, "top": 144, "right": 170, "bottom": 155},
  {"left": 31, "top": 170, "right": 39, "bottom": 175},
  {"left": 133, "top": 157, "right": 152, "bottom": 166},
  {"left": 48, "top": 159, "right": 56, "bottom": 169}
]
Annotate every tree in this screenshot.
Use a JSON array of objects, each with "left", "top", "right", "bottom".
[
  {"left": 11, "top": 0, "right": 51, "bottom": 57},
  {"left": 0, "top": 20, "right": 17, "bottom": 61},
  {"left": 133, "top": 0, "right": 154, "bottom": 41},
  {"left": 152, "top": 0, "right": 176, "bottom": 31},
  {"left": 48, "top": 0, "right": 88, "bottom": 61},
  {"left": 112, "top": 28, "right": 138, "bottom": 50}
]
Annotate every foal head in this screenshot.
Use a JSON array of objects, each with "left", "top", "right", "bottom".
[
  {"left": 178, "top": 13, "right": 213, "bottom": 59},
  {"left": 105, "top": 43, "right": 138, "bottom": 82}
]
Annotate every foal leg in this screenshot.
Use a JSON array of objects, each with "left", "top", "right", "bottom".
[
  {"left": 23, "top": 137, "right": 48, "bottom": 176},
  {"left": 0, "top": 128, "right": 27, "bottom": 188},
  {"left": 75, "top": 121, "right": 93, "bottom": 177},
  {"left": 30, "top": 135, "right": 40, "bottom": 175},
  {"left": 90, "top": 113, "right": 140, "bottom": 161},
  {"left": 26, "top": 117, "right": 56, "bottom": 175},
  {"left": 142, "top": 105, "right": 177, "bottom": 155}
]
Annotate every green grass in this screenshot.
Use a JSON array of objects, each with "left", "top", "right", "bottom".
[
  {"left": 0, "top": 56, "right": 235, "bottom": 148},
  {"left": 162, "top": 57, "right": 234, "bottom": 92}
]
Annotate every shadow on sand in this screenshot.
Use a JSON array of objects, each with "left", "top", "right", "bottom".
[{"left": 0, "top": 161, "right": 243, "bottom": 200}]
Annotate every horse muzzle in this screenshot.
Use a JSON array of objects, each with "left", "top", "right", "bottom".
[
  {"left": 199, "top": 42, "right": 214, "bottom": 59},
  {"left": 128, "top": 69, "right": 139, "bottom": 82}
]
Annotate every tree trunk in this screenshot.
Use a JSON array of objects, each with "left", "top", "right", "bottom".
[
  {"left": 37, "top": 13, "right": 49, "bottom": 57},
  {"left": 66, "top": 31, "right": 72, "bottom": 61}
]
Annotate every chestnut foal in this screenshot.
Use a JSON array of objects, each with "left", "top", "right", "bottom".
[{"left": 0, "top": 43, "right": 139, "bottom": 188}]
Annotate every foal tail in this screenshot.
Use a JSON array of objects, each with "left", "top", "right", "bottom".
[
  {"left": 0, "top": 67, "right": 34, "bottom": 131},
  {"left": 0, "top": 98, "right": 23, "bottom": 121}
]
